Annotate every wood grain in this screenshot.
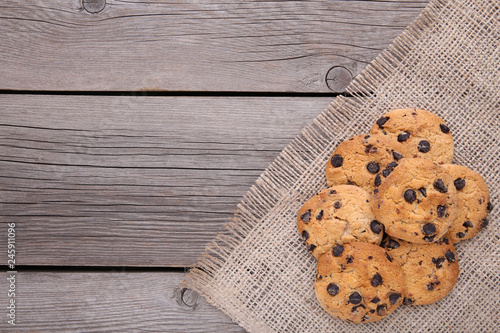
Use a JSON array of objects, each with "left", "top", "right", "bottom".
[
  {"left": 0, "top": 94, "right": 333, "bottom": 267},
  {"left": 0, "top": 0, "right": 427, "bottom": 92},
  {"left": 0, "top": 271, "right": 245, "bottom": 332}
]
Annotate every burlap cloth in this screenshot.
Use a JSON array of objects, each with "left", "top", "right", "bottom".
[{"left": 182, "top": 0, "right": 500, "bottom": 331}]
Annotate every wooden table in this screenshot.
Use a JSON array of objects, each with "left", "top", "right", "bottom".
[{"left": 0, "top": 0, "right": 427, "bottom": 331}]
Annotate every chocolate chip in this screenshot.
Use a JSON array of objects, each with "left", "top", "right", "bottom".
[
  {"left": 386, "top": 239, "right": 400, "bottom": 249},
  {"left": 332, "top": 245, "right": 344, "bottom": 257},
  {"left": 386, "top": 254, "right": 393, "bottom": 262},
  {"left": 349, "top": 292, "right": 362, "bottom": 305},
  {"left": 487, "top": 201, "right": 493, "bottom": 212},
  {"left": 370, "top": 220, "right": 383, "bottom": 234},
  {"left": 377, "top": 304, "right": 388, "bottom": 316},
  {"left": 403, "top": 297, "right": 414, "bottom": 305},
  {"left": 419, "top": 187, "right": 427, "bottom": 197},
  {"left": 463, "top": 220, "right": 473, "bottom": 228},
  {"left": 418, "top": 140, "right": 431, "bottom": 153},
  {"left": 440, "top": 123, "right": 450, "bottom": 133},
  {"left": 361, "top": 314, "right": 370, "bottom": 322},
  {"left": 367, "top": 161, "right": 380, "bottom": 174},
  {"left": 300, "top": 210, "right": 311, "bottom": 223},
  {"left": 433, "top": 179, "right": 448, "bottom": 193},
  {"left": 445, "top": 250, "right": 456, "bottom": 263},
  {"left": 329, "top": 189, "right": 337, "bottom": 195},
  {"left": 442, "top": 237, "right": 449, "bottom": 244},
  {"left": 364, "top": 135, "right": 371, "bottom": 140},
  {"left": 307, "top": 244, "right": 316, "bottom": 252},
  {"left": 437, "top": 205, "right": 447, "bottom": 218},
  {"left": 346, "top": 255, "right": 354, "bottom": 264},
  {"left": 351, "top": 304, "right": 366, "bottom": 312},
  {"left": 327, "top": 283, "right": 339, "bottom": 296},
  {"left": 456, "top": 231, "right": 466, "bottom": 238},
  {"left": 432, "top": 257, "right": 446, "bottom": 269},
  {"left": 382, "top": 168, "right": 392, "bottom": 178},
  {"left": 397, "top": 131, "right": 410, "bottom": 142},
  {"left": 365, "top": 144, "right": 377, "bottom": 154},
  {"left": 481, "top": 218, "right": 489, "bottom": 229},
  {"left": 334, "top": 201, "right": 342, "bottom": 209},
  {"left": 389, "top": 293, "right": 401, "bottom": 305},
  {"left": 370, "top": 296, "right": 380, "bottom": 303},
  {"left": 316, "top": 275, "right": 323, "bottom": 280},
  {"left": 404, "top": 189, "right": 417, "bottom": 203},
  {"left": 368, "top": 256, "right": 373, "bottom": 260},
  {"left": 392, "top": 150, "right": 404, "bottom": 161},
  {"left": 371, "top": 273, "right": 383, "bottom": 287},
  {"left": 423, "top": 223, "right": 437, "bottom": 235},
  {"left": 427, "top": 283, "right": 435, "bottom": 291},
  {"left": 374, "top": 174, "right": 382, "bottom": 187},
  {"left": 454, "top": 178, "right": 466, "bottom": 190},
  {"left": 374, "top": 189, "right": 379, "bottom": 194},
  {"left": 370, "top": 309, "right": 375, "bottom": 314},
  {"left": 316, "top": 210, "right": 323, "bottom": 220},
  {"left": 301, "top": 230, "right": 309, "bottom": 241},
  {"left": 381, "top": 162, "right": 398, "bottom": 178},
  {"left": 330, "top": 154, "right": 343, "bottom": 168},
  {"left": 423, "top": 235, "right": 436, "bottom": 242},
  {"left": 376, "top": 116, "right": 390, "bottom": 128}
]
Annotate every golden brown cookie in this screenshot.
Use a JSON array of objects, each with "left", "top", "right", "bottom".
[
  {"left": 297, "top": 185, "right": 383, "bottom": 259},
  {"left": 441, "top": 164, "right": 491, "bottom": 243},
  {"left": 370, "top": 108, "right": 453, "bottom": 164},
  {"left": 381, "top": 236, "right": 459, "bottom": 305},
  {"left": 315, "top": 242, "right": 406, "bottom": 323},
  {"left": 325, "top": 134, "right": 407, "bottom": 193},
  {"left": 372, "top": 158, "right": 458, "bottom": 244}
]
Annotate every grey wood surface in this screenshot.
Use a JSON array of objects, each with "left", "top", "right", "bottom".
[
  {"left": 0, "top": 94, "right": 333, "bottom": 267},
  {"left": 0, "top": 0, "right": 426, "bottom": 92},
  {"left": 0, "top": 271, "right": 245, "bottom": 332}
]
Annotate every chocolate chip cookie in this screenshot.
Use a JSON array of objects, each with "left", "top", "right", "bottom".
[
  {"left": 372, "top": 158, "right": 458, "bottom": 244},
  {"left": 381, "top": 236, "right": 459, "bottom": 305},
  {"left": 315, "top": 242, "right": 406, "bottom": 323},
  {"left": 370, "top": 108, "right": 453, "bottom": 164},
  {"left": 325, "top": 134, "right": 407, "bottom": 193},
  {"left": 441, "top": 164, "right": 491, "bottom": 243},
  {"left": 297, "top": 185, "right": 383, "bottom": 259}
]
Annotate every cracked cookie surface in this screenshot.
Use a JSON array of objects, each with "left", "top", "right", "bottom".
[
  {"left": 370, "top": 108, "right": 453, "bottom": 164},
  {"left": 441, "top": 164, "right": 491, "bottom": 243},
  {"left": 372, "top": 158, "right": 458, "bottom": 244},
  {"left": 381, "top": 235, "right": 459, "bottom": 305},
  {"left": 325, "top": 134, "right": 408, "bottom": 193},
  {"left": 315, "top": 242, "right": 406, "bottom": 323},
  {"left": 297, "top": 185, "right": 383, "bottom": 259}
]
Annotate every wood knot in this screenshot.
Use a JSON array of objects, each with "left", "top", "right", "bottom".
[
  {"left": 325, "top": 66, "right": 353, "bottom": 93},
  {"left": 176, "top": 287, "right": 200, "bottom": 309},
  {"left": 83, "top": 0, "right": 106, "bottom": 13}
]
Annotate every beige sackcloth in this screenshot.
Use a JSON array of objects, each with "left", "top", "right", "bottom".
[{"left": 182, "top": 0, "right": 500, "bottom": 331}]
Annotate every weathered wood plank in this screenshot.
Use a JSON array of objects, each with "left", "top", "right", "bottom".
[
  {"left": 0, "top": 0, "right": 427, "bottom": 92},
  {"left": 0, "top": 94, "right": 333, "bottom": 266},
  {"left": 0, "top": 271, "right": 245, "bottom": 332}
]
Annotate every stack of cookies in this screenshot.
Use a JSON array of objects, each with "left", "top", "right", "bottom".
[{"left": 297, "top": 108, "right": 493, "bottom": 323}]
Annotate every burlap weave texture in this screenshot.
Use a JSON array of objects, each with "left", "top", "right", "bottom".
[{"left": 183, "top": 0, "right": 500, "bottom": 331}]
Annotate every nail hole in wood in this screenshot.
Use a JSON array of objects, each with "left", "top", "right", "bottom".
[
  {"left": 325, "top": 66, "right": 353, "bottom": 93},
  {"left": 83, "top": 0, "right": 106, "bottom": 14}
]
